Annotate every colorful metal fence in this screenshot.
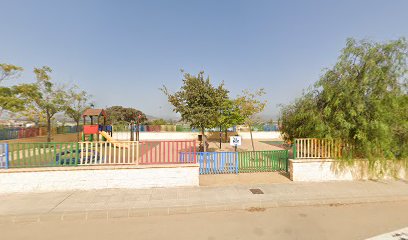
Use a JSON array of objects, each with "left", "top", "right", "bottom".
[
  {"left": 3, "top": 140, "right": 198, "bottom": 168},
  {"left": 3, "top": 140, "right": 288, "bottom": 173},
  {"left": 197, "top": 152, "right": 238, "bottom": 174},
  {"left": 78, "top": 141, "right": 138, "bottom": 165},
  {"left": 139, "top": 140, "right": 196, "bottom": 164},
  {"left": 0, "top": 126, "right": 82, "bottom": 141},
  {"left": 7, "top": 142, "right": 79, "bottom": 168},
  {"left": 294, "top": 138, "right": 343, "bottom": 159},
  {"left": 238, "top": 150, "right": 288, "bottom": 173}
]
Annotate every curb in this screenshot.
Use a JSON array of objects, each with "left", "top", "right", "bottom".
[{"left": 1, "top": 195, "right": 408, "bottom": 225}]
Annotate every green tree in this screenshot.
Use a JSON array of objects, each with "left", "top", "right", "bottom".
[
  {"left": 148, "top": 119, "right": 169, "bottom": 125},
  {"left": 0, "top": 64, "right": 24, "bottom": 117},
  {"left": 19, "top": 66, "right": 67, "bottom": 142},
  {"left": 65, "top": 85, "right": 93, "bottom": 141},
  {"left": 162, "top": 71, "right": 228, "bottom": 152},
  {"left": 236, "top": 89, "right": 267, "bottom": 151},
  {"left": 219, "top": 98, "right": 245, "bottom": 142},
  {"left": 280, "top": 38, "right": 408, "bottom": 160},
  {"left": 0, "top": 63, "right": 23, "bottom": 84},
  {"left": 105, "top": 106, "right": 147, "bottom": 125}
]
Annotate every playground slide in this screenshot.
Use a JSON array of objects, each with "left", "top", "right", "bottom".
[{"left": 100, "top": 131, "right": 128, "bottom": 148}]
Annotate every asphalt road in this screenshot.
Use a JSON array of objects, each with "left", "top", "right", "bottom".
[{"left": 1, "top": 201, "right": 408, "bottom": 240}]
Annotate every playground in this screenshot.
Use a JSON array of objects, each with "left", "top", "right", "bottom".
[{"left": 0, "top": 108, "right": 294, "bottom": 194}]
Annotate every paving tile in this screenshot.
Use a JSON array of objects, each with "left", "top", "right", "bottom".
[
  {"left": 86, "top": 210, "right": 108, "bottom": 220},
  {"left": 108, "top": 209, "right": 130, "bottom": 219},
  {"left": 39, "top": 213, "right": 63, "bottom": 222},
  {"left": 2, "top": 180, "right": 408, "bottom": 218},
  {"left": 128, "top": 208, "right": 149, "bottom": 218},
  {"left": 168, "top": 206, "right": 188, "bottom": 215},
  {"left": 186, "top": 205, "right": 209, "bottom": 214},
  {"left": 205, "top": 204, "right": 228, "bottom": 212},
  {"left": 148, "top": 207, "right": 169, "bottom": 216},
  {"left": 61, "top": 212, "right": 86, "bottom": 221},
  {"left": 0, "top": 215, "right": 13, "bottom": 225},
  {"left": 13, "top": 215, "right": 40, "bottom": 224}
]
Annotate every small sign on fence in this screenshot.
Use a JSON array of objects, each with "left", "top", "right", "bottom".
[{"left": 230, "top": 136, "right": 242, "bottom": 147}]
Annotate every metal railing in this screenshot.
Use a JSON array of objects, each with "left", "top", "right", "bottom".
[
  {"left": 7, "top": 142, "right": 79, "bottom": 168},
  {"left": 139, "top": 140, "right": 196, "bottom": 164},
  {"left": 294, "top": 138, "right": 343, "bottom": 159},
  {"left": 238, "top": 150, "right": 288, "bottom": 173},
  {"left": 197, "top": 152, "right": 238, "bottom": 174},
  {"left": 78, "top": 141, "right": 139, "bottom": 165}
]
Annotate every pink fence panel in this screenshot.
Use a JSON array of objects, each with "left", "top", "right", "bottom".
[{"left": 139, "top": 140, "right": 196, "bottom": 164}]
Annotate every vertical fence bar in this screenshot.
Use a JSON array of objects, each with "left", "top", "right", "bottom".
[
  {"left": 5, "top": 143, "right": 9, "bottom": 169},
  {"left": 235, "top": 152, "right": 238, "bottom": 174}
]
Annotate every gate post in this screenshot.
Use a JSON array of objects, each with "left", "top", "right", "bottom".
[
  {"left": 293, "top": 139, "right": 297, "bottom": 160},
  {"left": 235, "top": 152, "right": 239, "bottom": 174},
  {"left": 136, "top": 141, "right": 140, "bottom": 165},
  {"left": 5, "top": 143, "right": 9, "bottom": 169}
]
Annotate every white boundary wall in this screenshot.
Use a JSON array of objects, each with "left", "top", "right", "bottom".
[
  {"left": 113, "top": 131, "right": 282, "bottom": 141},
  {"left": 290, "top": 159, "right": 407, "bottom": 182},
  {"left": 0, "top": 165, "right": 199, "bottom": 194}
]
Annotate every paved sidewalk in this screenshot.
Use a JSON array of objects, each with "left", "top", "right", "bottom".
[{"left": 1, "top": 180, "right": 408, "bottom": 223}]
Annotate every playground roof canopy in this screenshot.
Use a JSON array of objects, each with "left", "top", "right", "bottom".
[{"left": 82, "top": 109, "right": 107, "bottom": 118}]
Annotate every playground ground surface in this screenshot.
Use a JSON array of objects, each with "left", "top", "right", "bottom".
[
  {"left": 1, "top": 133, "right": 79, "bottom": 143},
  {"left": 2, "top": 133, "right": 286, "bottom": 152}
]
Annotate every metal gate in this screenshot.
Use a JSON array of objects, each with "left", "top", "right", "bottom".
[
  {"left": 197, "top": 150, "right": 289, "bottom": 174},
  {"left": 198, "top": 152, "right": 238, "bottom": 174}
]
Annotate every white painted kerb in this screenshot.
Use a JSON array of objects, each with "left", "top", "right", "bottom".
[{"left": 0, "top": 165, "right": 199, "bottom": 193}]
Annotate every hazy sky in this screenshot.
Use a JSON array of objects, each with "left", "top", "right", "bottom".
[{"left": 1, "top": 0, "right": 407, "bottom": 119}]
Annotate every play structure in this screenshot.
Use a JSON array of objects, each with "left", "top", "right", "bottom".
[
  {"left": 82, "top": 108, "right": 112, "bottom": 142},
  {"left": 81, "top": 108, "right": 131, "bottom": 149}
]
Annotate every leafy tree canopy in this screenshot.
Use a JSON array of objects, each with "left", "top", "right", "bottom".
[
  {"left": 105, "top": 106, "right": 147, "bottom": 125},
  {"left": 17, "top": 66, "right": 67, "bottom": 142},
  {"left": 235, "top": 89, "right": 267, "bottom": 151},
  {"left": 148, "top": 119, "right": 169, "bottom": 125},
  {"left": 162, "top": 70, "right": 228, "bottom": 151},
  {"left": 0, "top": 63, "right": 24, "bottom": 117},
  {"left": 65, "top": 85, "right": 93, "bottom": 140},
  {"left": 280, "top": 38, "right": 408, "bottom": 159}
]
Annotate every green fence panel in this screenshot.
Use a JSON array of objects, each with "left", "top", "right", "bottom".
[
  {"left": 8, "top": 142, "right": 79, "bottom": 168},
  {"left": 238, "top": 150, "right": 288, "bottom": 173}
]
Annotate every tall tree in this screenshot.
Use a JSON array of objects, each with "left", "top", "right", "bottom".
[
  {"left": 236, "top": 89, "right": 267, "bottom": 151},
  {"left": 148, "top": 119, "right": 169, "bottom": 125},
  {"left": 162, "top": 71, "right": 228, "bottom": 152},
  {"left": 19, "top": 66, "right": 67, "bottom": 142},
  {"left": 219, "top": 98, "right": 245, "bottom": 142},
  {"left": 0, "top": 63, "right": 22, "bottom": 84},
  {"left": 65, "top": 85, "right": 92, "bottom": 141},
  {"left": 105, "top": 106, "right": 147, "bottom": 125},
  {"left": 0, "top": 64, "right": 24, "bottom": 118},
  {"left": 280, "top": 38, "right": 408, "bottom": 160}
]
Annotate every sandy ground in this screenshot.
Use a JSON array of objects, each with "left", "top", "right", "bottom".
[
  {"left": 1, "top": 133, "right": 80, "bottom": 143},
  {"left": 207, "top": 139, "right": 285, "bottom": 152},
  {"left": 199, "top": 172, "right": 291, "bottom": 186},
  {"left": 1, "top": 201, "right": 408, "bottom": 240}
]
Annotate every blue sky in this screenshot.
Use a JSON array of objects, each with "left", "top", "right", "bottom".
[{"left": 1, "top": 0, "right": 407, "bottom": 120}]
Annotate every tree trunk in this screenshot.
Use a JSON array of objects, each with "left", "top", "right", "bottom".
[
  {"left": 249, "top": 124, "right": 255, "bottom": 152},
  {"left": 47, "top": 112, "right": 51, "bottom": 143},
  {"left": 76, "top": 121, "right": 80, "bottom": 142},
  {"left": 201, "top": 127, "right": 207, "bottom": 152}
]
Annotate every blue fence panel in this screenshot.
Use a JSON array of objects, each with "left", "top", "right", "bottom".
[
  {"left": 198, "top": 152, "right": 238, "bottom": 174},
  {"left": 0, "top": 143, "right": 9, "bottom": 169}
]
